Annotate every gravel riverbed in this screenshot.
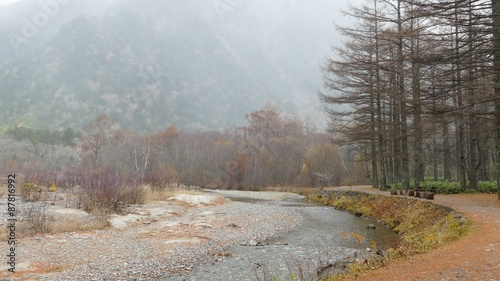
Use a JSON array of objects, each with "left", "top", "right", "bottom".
[{"left": 0, "top": 191, "right": 303, "bottom": 281}]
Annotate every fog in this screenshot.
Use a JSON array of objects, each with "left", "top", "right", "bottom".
[
  {"left": 0, "top": 0, "right": 20, "bottom": 5},
  {"left": 0, "top": 0, "right": 357, "bottom": 132}
]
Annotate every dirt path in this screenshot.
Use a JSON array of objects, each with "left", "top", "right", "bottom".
[{"left": 328, "top": 186, "right": 500, "bottom": 281}]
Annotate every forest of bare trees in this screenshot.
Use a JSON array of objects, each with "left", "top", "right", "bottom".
[
  {"left": 0, "top": 105, "right": 352, "bottom": 211},
  {"left": 321, "top": 0, "right": 500, "bottom": 199}
]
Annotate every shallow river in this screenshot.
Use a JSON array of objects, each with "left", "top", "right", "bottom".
[{"left": 167, "top": 193, "right": 399, "bottom": 281}]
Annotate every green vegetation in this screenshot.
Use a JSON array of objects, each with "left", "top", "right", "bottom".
[
  {"left": 391, "top": 180, "right": 497, "bottom": 194},
  {"left": 478, "top": 181, "right": 498, "bottom": 193},
  {"left": 300, "top": 189, "right": 470, "bottom": 280},
  {"left": 5, "top": 127, "right": 78, "bottom": 146}
]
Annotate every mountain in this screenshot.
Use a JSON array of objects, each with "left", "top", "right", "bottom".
[{"left": 0, "top": 0, "right": 344, "bottom": 132}]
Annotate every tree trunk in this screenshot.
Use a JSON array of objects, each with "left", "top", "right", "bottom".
[
  {"left": 370, "top": 47, "right": 379, "bottom": 188},
  {"left": 454, "top": 6, "right": 467, "bottom": 191},
  {"left": 433, "top": 135, "right": 438, "bottom": 181},
  {"left": 397, "top": 0, "right": 410, "bottom": 189},
  {"left": 492, "top": 0, "right": 500, "bottom": 199},
  {"left": 466, "top": 0, "right": 479, "bottom": 191},
  {"left": 411, "top": 14, "right": 424, "bottom": 189},
  {"left": 374, "top": 0, "right": 387, "bottom": 190},
  {"left": 443, "top": 122, "right": 452, "bottom": 181}
]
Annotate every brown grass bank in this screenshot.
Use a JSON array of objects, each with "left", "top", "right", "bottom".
[{"left": 299, "top": 188, "right": 471, "bottom": 280}]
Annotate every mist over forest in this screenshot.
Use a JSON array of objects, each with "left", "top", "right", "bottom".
[
  {"left": 0, "top": 0, "right": 362, "bottom": 192},
  {"left": 0, "top": 2, "right": 498, "bottom": 280},
  {"left": 4, "top": 0, "right": 499, "bottom": 196},
  {"left": 0, "top": 0, "right": 349, "bottom": 132}
]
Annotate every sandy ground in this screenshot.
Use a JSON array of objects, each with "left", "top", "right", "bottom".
[{"left": 328, "top": 186, "right": 500, "bottom": 281}]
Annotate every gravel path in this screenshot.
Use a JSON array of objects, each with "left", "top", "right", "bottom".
[{"left": 0, "top": 192, "right": 302, "bottom": 281}]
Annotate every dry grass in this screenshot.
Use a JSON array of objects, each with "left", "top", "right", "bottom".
[
  {"left": 168, "top": 199, "right": 196, "bottom": 208},
  {"left": 1, "top": 215, "right": 109, "bottom": 242},
  {"left": 208, "top": 196, "right": 230, "bottom": 205},
  {"left": 143, "top": 185, "right": 202, "bottom": 202},
  {"left": 50, "top": 215, "right": 109, "bottom": 233},
  {"left": 0, "top": 185, "right": 7, "bottom": 197},
  {"left": 33, "top": 261, "right": 69, "bottom": 274},
  {"left": 0, "top": 198, "right": 110, "bottom": 242},
  {"left": 301, "top": 189, "right": 471, "bottom": 280},
  {"left": 0, "top": 184, "right": 226, "bottom": 243},
  {"left": 0, "top": 228, "right": 7, "bottom": 242},
  {"left": 259, "top": 186, "right": 297, "bottom": 193}
]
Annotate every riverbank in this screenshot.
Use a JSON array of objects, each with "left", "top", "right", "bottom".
[
  {"left": 0, "top": 193, "right": 302, "bottom": 280},
  {"left": 172, "top": 190, "right": 399, "bottom": 281},
  {"left": 302, "top": 186, "right": 500, "bottom": 280}
]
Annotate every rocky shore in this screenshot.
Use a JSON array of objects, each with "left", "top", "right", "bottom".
[{"left": 0, "top": 192, "right": 303, "bottom": 280}]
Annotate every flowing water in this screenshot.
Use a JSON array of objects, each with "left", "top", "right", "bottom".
[{"left": 167, "top": 192, "right": 399, "bottom": 281}]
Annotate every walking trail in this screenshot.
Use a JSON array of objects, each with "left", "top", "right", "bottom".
[{"left": 327, "top": 186, "right": 500, "bottom": 281}]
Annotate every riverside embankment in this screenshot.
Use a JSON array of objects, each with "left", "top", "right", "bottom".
[
  {"left": 169, "top": 189, "right": 399, "bottom": 281},
  {"left": 303, "top": 186, "right": 499, "bottom": 281},
  {"left": 0, "top": 189, "right": 397, "bottom": 281}
]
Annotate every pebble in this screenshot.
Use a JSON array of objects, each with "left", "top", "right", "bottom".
[{"left": 14, "top": 196, "right": 301, "bottom": 281}]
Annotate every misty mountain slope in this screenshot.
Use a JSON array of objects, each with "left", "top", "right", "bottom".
[
  {"left": 0, "top": 0, "right": 119, "bottom": 62},
  {"left": 0, "top": 0, "right": 344, "bottom": 131}
]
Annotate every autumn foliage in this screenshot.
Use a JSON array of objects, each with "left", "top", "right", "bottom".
[
  {"left": 76, "top": 107, "right": 348, "bottom": 191},
  {"left": 1, "top": 107, "right": 350, "bottom": 211}
]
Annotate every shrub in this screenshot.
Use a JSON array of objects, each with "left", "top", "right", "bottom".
[
  {"left": 76, "top": 168, "right": 144, "bottom": 213},
  {"left": 20, "top": 181, "right": 43, "bottom": 202},
  {"left": 119, "top": 185, "right": 146, "bottom": 205},
  {"left": 19, "top": 202, "right": 52, "bottom": 235},
  {"left": 390, "top": 180, "right": 497, "bottom": 194},
  {"left": 419, "top": 180, "right": 461, "bottom": 194},
  {"left": 391, "top": 180, "right": 462, "bottom": 194},
  {"left": 48, "top": 182, "right": 57, "bottom": 192},
  {"left": 3, "top": 201, "right": 110, "bottom": 241},
  {"left": 391, "top": 182, "right": 403, "bottom": 190},
  {"left": 478, "top": 181, "right": 497, "bottom": 194}
]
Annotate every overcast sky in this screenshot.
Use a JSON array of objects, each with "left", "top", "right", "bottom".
[{"left": 0, "top": 0, "right": 20, "bottom": 5}]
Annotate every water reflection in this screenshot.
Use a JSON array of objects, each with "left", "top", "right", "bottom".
[{"left": 166, "top": 192, "right": 399, "bottom": 280}]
